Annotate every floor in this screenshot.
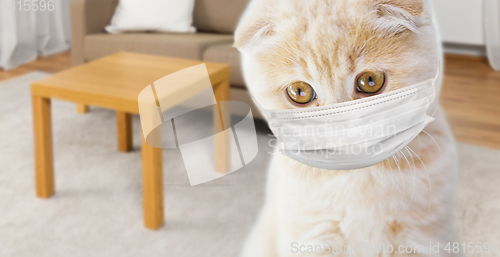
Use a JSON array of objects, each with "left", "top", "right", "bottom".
[
  {"left": 1, "top": 51, "right": 499, "bottom": 149},
  {"left": 0, "top": 51, "right": 71, "bottom": 82},
  {"left": 441, "top": 54, "right": 500, "bottom": 149}
]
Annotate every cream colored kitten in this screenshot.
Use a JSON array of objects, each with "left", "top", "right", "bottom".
[{"left": 235, "top": 0, "right": 457, "bottom": 256}]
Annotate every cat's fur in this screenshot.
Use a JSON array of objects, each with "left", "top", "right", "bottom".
[{"left": 235, "top": 0, "right": 458, "bottom": 256}]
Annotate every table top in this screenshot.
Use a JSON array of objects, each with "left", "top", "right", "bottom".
[{"left": 31, "top": 52, "right": 230, "bottom": 114}]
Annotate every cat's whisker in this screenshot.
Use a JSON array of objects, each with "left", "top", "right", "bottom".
[
  {"left": 401, "top": 149, "right": 415, "bottom": 211},
  {"left": 386, "top": 159, "right": 396, "bottom": 196},
  {"left": 392, "top": 155, "right": 405, "bottom": 209},
  {"left": 422, "top": 130, "right": 442, "bottom": 157},
  {"left": 285, "top": 158, "right": 299, "bottom": 186},
  {"left": 405, "top": 146, "right": 415, "bottom": 167},
  {"left": 373, "top": 162, "right": 382, "bottom": 189},
  {"left": 306, "top": 166, "right": 314, "bottom": 209},
  {"left": 318, "top": 168, "right": 329, "bottom": 204},
  {"left": 312, "top": 167, "right": 319, "bottom": 192},
  {"left": 407, "top": 146, "right": 433, "bottom": 213},
  {"left": 294, "top": 164, "right": 308, "bottom": 217},
  {"left": 385, "top": 158, "right": 396, "bottom": 208},
  {"left": 310, "top": 167, "right": 320, "bottom": 209},
  {"left": 379, "top": 160, "right": 390, "bottom": 207},
  {"left": 307, "top": 166, "right": 312, "bottom": 192},
  {"left": 315, "top": 168, "right": 326, "bottom": 203},
  {"left": 373, "top": 161, "right": 387, "bottom": 203},
  {"left": 406, "top": 146, "right": 419, "bottom": 203},
  {"left": 382, "top": 158, "right": 397, "bottom": 208},
  {"left": 291, "top": 162, "right": 302, "bottom": 212},
  {"left": 376, "top": 160, "right": 389, "bottom": 206}
]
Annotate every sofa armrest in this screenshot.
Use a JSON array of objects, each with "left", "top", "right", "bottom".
[{"left": 70, "top": 0, "right": 118, "bottom": 66}]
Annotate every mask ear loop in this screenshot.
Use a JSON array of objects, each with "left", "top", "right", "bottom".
[
  {"left": 429, "top": 59, "right": 442, "bottom": 119},
  {"left": 434, "top": 59, "right": 441, "bottom": 81}
]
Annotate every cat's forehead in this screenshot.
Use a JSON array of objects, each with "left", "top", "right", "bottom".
[
  {"left": 266, "top": 5, "right": 394, "bottom": 74},
  {"left": 265, "top": 0, "right": 430, "bottom": 68},
  {"left": 276, "top": 0, "right": 374, "bottom": 24}
]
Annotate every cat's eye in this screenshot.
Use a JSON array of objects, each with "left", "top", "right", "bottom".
[
  {"left": 356, "top": 70, "right": 386, "bottom": 94},
  {"left": 286, "top": 82, "right": 316, "bottom": 104}
]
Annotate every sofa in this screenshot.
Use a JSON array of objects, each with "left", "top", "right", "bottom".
[{"left": 70, "top": 0, "right": 263, "bottom": 118}]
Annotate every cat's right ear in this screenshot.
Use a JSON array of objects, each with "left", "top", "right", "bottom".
[{"left": 234, "top": 1, "right": 275, "bottom": 49}]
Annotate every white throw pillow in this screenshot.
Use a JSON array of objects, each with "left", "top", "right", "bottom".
[{"left": 105, "top": 0, "right": 196, "bottom": 34}]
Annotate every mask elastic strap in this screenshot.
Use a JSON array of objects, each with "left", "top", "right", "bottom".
[
  {"left": 434, "top": 59, "right": 441, "bottom": 81},
  {"left": 427, "top": 59, "right": 441, "bottom": 119}
]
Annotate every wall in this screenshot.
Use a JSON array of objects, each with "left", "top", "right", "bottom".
[{"left": 430, "top": 0, "right": 486, "bottom": 55}]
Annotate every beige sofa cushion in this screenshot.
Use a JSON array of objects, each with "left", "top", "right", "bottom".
[
  {"left": 193, "top": 0, "right": 251, "bottom": 34},
  {"left": 203, "top": 44, "right": 245, "bottom": 88},
  {"left": 84, "top": 33, "right": 234, "bottom": 62}
]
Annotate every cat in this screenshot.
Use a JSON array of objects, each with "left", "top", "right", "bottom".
[{"left": 234, "top": 0, "right": 458, "bottom": 256}]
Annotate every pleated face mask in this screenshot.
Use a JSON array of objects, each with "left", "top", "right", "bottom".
[{"left": 255, "top": 69, "right": 439, "bottom": 170}]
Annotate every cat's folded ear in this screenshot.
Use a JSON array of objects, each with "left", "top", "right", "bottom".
[
  {"left": 234, "top": 0, "right": 276, "bottom": 49},
  {"left": 373, "top": 0, "right": 425, "bottom": 33}
]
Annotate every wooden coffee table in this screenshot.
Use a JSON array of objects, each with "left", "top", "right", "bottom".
[{"left": 31, "top": 52, "right": 230, "bottom": 230}]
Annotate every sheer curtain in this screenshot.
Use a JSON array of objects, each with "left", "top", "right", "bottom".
[
  {"left": 0, "top": 0, "right": 70, "bottom": 70},
  {"left": 485, "top": 0, "right": 500, "bottom": 70}
]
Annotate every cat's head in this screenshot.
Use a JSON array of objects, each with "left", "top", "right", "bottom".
[{"left": 234, "top": 0, "right": 441, "bottom": 111}]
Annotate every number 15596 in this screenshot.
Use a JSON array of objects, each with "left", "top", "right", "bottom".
[{"left": 0, "top": 0, "right": 55, "bottom": 11}]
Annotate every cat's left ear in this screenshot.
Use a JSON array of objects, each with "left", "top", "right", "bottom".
[
  {"left": 374, "top": 0, "right": 425, "bottom": 33},
  {"left": 234, "top": 0, "right": 276, "bottom": 49}
]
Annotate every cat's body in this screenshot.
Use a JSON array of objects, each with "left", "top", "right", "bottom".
[{"left": 235, "top": 0, "right": 457, "bottom": 256}]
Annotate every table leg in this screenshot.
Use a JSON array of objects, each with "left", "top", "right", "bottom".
[
  {"left": 142, "top": 133, "right": 164, "bottom": 230},
  {"left": 76, "top": 104, "right": 89, "bottom": 114},
  {"left": 117, "top": 111, "right": 132, "bottom": 152},
  {"left": 213, "top": 78, "right": 231, "bottom": 173},
  {"left": 32, "top": 96, "right": 55, "bottom": 198}
]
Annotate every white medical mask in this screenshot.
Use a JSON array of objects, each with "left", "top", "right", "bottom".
[{"left": 255, "top": 70, "right": 439, "bottom": 170}]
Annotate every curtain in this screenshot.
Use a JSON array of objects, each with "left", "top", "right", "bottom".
[
  {"left": 0, "top": 0, "right": 70, "bottom": 70},
  {"left": 485, "top": 0, "right": 500, "bottom": 70}
]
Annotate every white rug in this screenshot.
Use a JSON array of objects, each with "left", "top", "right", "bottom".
[{"left": 0, "top": 72, "right": 499, "bottom": 257}]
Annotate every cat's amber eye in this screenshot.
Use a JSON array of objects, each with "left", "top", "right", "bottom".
[
  {"left": 286, "top": 82, "right": 316, "bottom": 104},
  {"left": 356, "top": 70, "right": 386, "bottom": 94}
]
